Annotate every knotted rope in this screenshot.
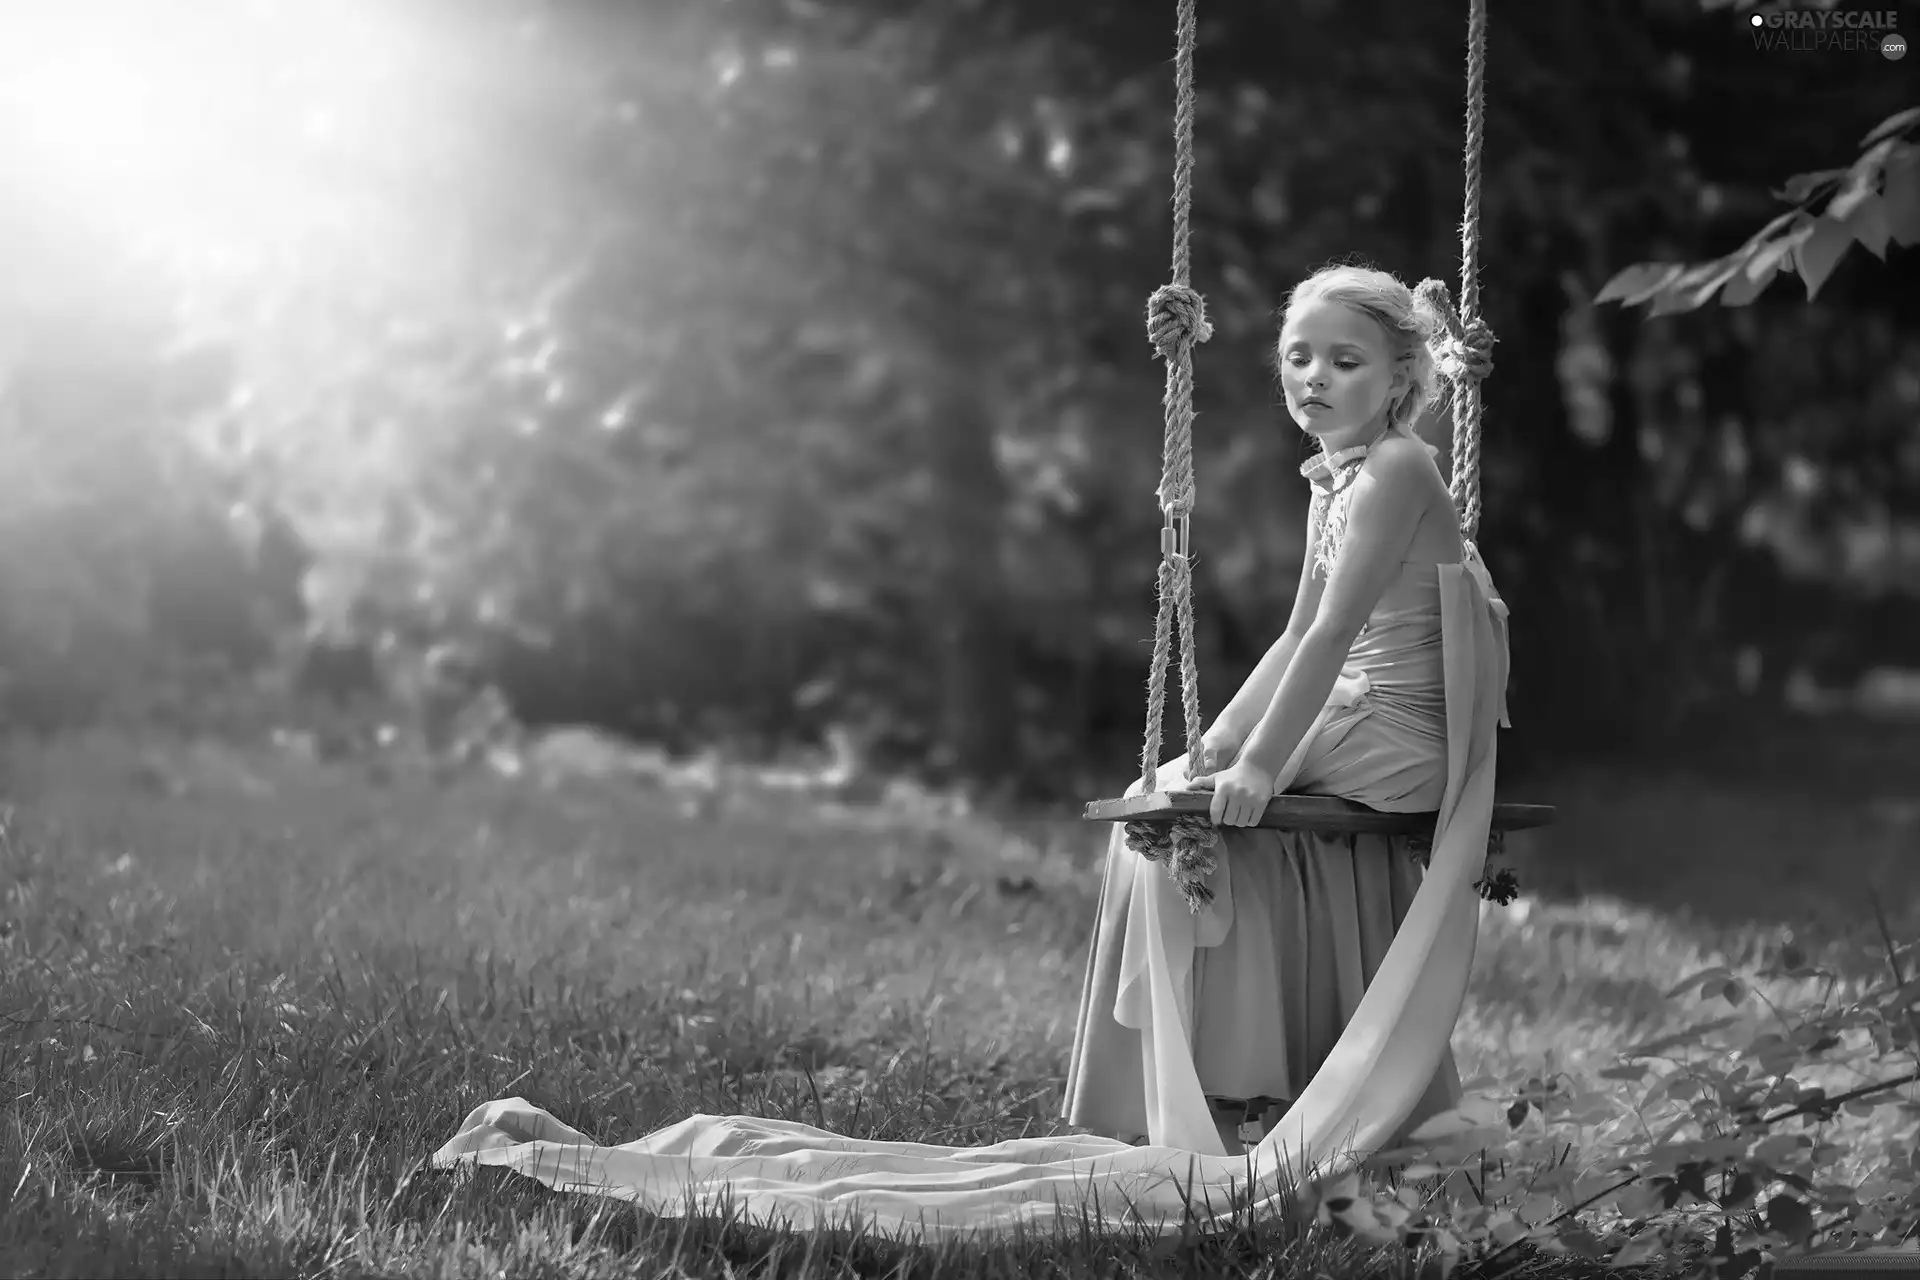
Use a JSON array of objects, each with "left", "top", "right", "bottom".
[
  {"left": 1135, "top": 0, "right": 1209, "bottom": 800},
  {"left": 1446, "top": 0, "right": 1491, "bottom": 542},
  {"left": 1413, "top": 274, "right": 1496, "bottom": 543},
  {"left": 1126, "top": 0, "right": 1215, "bottom": 897},
  {"left": 1124, "top": 815, "right": 1220, "bottom": 907}
]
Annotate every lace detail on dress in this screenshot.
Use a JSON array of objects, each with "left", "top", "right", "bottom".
[
  {"left": 1300, "top": 425, "right": 1394, "bottom": 580},
  {"left": 1311, "top": 483, "right": 1357, "bottom": 581}
]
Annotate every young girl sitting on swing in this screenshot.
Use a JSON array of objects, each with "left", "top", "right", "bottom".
[
  {"left": 1063, "top": 261, "right": 1500, "bottom": 1156},
  {"left": 433, "top": 262, "right": 1509, "bottom": 1236}
]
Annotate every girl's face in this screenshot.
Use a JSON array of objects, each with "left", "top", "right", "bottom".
[{"left": 1277, "top": 299, "right": 1408, "bottom": 445}]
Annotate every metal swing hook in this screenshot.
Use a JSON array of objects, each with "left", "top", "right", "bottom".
[{"left": 1159, "top": 505, "right": 1191, "bottom": 562}]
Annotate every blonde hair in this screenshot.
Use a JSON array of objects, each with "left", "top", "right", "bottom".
[{"left": 1278, "top": 263, "right": 1448, "bottom": 433}]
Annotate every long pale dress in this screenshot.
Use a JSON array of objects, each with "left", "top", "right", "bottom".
[
  {"left": 431, "top": 550, "right": 1510, "bottom": 1243},
  {"left": 1063, "top": 556, "right": 1492, "bottom": 1152}
]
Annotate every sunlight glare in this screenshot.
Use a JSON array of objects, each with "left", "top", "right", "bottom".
[{"left": 1, "top": 0, "right": 428, "bottom": 264}]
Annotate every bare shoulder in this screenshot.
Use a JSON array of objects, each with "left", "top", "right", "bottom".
[
  {"left": 1369, "top": 432, "right": 1464, "bottom": 559},
  {"left": 1350, "top": 433, "right": 1452, "bottom": 557},
  {"left": 1358, "top": 432, "right": 1440, "bottom": 492}
]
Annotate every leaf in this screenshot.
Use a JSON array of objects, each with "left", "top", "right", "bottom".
[
  {"left": 1314, "top": 1170, "right": 1362, "bottom": 1211},
  {"left": 1886, "top": 149, "right": 1920, "bottom": 247},
  {"left": 1520, "top": 1192, "right": 1561, "bottom": 1225},
  {"left": 1825, "top": 172, "right": 1879, "bottom": 224},
  {"left": 1457, "top": 1096, "right": 1509, "bottom": 1127},
  {"left": 1766, "top": 1193, "right": 1814, "bottom": 1243},
  {"left": 1886, "top": 974, "right": 1920, "bottom": 1011},
  {"left": 1482, "top": 1172, "right": 1533, "bottom": 1202},
  {"left": 1557, "top": 1225, "right": 1606, "bottom": 1259},
  {"left": 1773, "top": 167, "right": 1849, "bottom": 205},
  {"left": 1751, "top": 216, "right": 1817, "bottom": 275},
  {"left": 1595, "top": 262, "right": 1683, "bottom": 306},
  {"left": 1624, "top": 1015, "right": 1741, "bottom": 1058},
  {"left": 1717, "top": 256, "right": 1779, "bottom": 307},
  {"left": 1575, "top": 1172, "right": 1629, "bottom": 1204},
  {"left": 1685, "top": 1137, "right": 1750, "bottom": 1165},
  {"left": 1615, "top": 1182, "right": 1668, "bottom": 1220},
  {"left": 1663, "top": 966, "right": 1735, "bottom": 1001},
  {"left": 1857, "top": 1173, "right": 1898, "bottom": 1200},
  {"left": 1611, "top": 1229, "right": 1666, "bottom": 1267},
  {"left": 1825, "top": 138, "right": 1901, "bottom": 221},
  {"left": 1561, "top": 1101, "right": 1621, "bottom": 1125},
  {"left": 1646, "top": 255, "right": 1747, "bottom": 317},
  {"left": 1793, "top": 216, "right": 1854, "bottom": 300},
  {"left": 1770, "top": 1169, "right": 1816, "bottom": 1197},
  {"left": 1860, "top": 106, "right": 1920, "bottom": 150},
  {"left": 1754, "top": 1133, "right": 1811, "bottom": 1164},
  {"left": 1673, "top": 1161, "right": 1716, "bottom": 1208}
]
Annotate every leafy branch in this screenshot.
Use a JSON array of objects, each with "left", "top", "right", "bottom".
[
  {"left": 1597, "top": 107, "right": 1920, "bottom": 315},
  {"left": 1296, "top": 896, "right": 1920, "bottom": 1277}
]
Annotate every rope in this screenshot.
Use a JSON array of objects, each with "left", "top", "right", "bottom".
[
  {"left": 1137, "top": 0, "right": 1210, "bottom": 795},
  {"left": 1450, "top": 0, "right": 1491, "bottom": 542},
  {"left": 1124, "top": 816, "right": 1220, "bottom": 908},
  {"left": 1413, "top": 276, "right": 1496, "bottom": 491},
  {"left": 1125, "top": 0, "right": 1503, "bottom": 911}
]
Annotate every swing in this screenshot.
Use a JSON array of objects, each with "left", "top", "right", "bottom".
[{"left": 1083, "top": 0, "right": 1555, "bottom": 864}]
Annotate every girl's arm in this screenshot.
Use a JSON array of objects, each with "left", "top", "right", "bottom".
[
  {"left": 1207, "top": 499, "right": 1328, "bottom": 743},
  {"left": 1235, "top": 441, "right": 1430, "bottom": 778}
]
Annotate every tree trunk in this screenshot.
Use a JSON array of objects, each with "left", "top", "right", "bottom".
[{"left": 924, "top": 371, "right": 1017, "bottom": 785}]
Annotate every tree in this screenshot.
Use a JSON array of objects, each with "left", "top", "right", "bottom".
[
  {"left": 9, "top": 0, "right": 1912, "bottom": 782},
  {"left": 163, "top": 0, "right": 1112, "bottom": 778}
]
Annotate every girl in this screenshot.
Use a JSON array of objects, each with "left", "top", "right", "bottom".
[
  {"left": 435, "top": 265, "right": 1509, "bottom": 1238},
  {"left": 1062, "top": 263, "right": 1499, "bottom": 1155}
]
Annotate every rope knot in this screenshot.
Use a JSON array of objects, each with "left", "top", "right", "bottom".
[
  {"left": 1437, "top": 317, "right": 1497, "bottom": 385},
  {"left": 1413, "top": 278, "right": 1495, "bottom": 386},
  {"left": 1146, "top": 283, "right": 1213, "bottom": 360},
  {"left": 1124, "top": 816, "right": 1220, "bottom": 912}
]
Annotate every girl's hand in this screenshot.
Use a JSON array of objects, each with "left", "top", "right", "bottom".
[
  {"left": 1188, "top": 760, "right": 1275, "bottom": 827},
  {"left": 1189, "top": 722, "right": 1249, "bottom": 780}
]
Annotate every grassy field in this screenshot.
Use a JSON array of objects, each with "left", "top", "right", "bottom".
[{"left": 0, "top": 726, "right": 1914, "bottom": 1277}]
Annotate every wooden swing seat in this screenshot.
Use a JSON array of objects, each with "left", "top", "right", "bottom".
[{"left": 1084, "top": 791, "right": 1555, "bottom": 835}]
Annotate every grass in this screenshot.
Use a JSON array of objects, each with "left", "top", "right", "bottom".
[{"left": 0, "top": 723, "right": 1914, "bottom": 1277}]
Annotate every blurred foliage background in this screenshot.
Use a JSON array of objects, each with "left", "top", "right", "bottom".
[{"left": 0, "top": 0, "right": 1915, "bottom": 802}]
